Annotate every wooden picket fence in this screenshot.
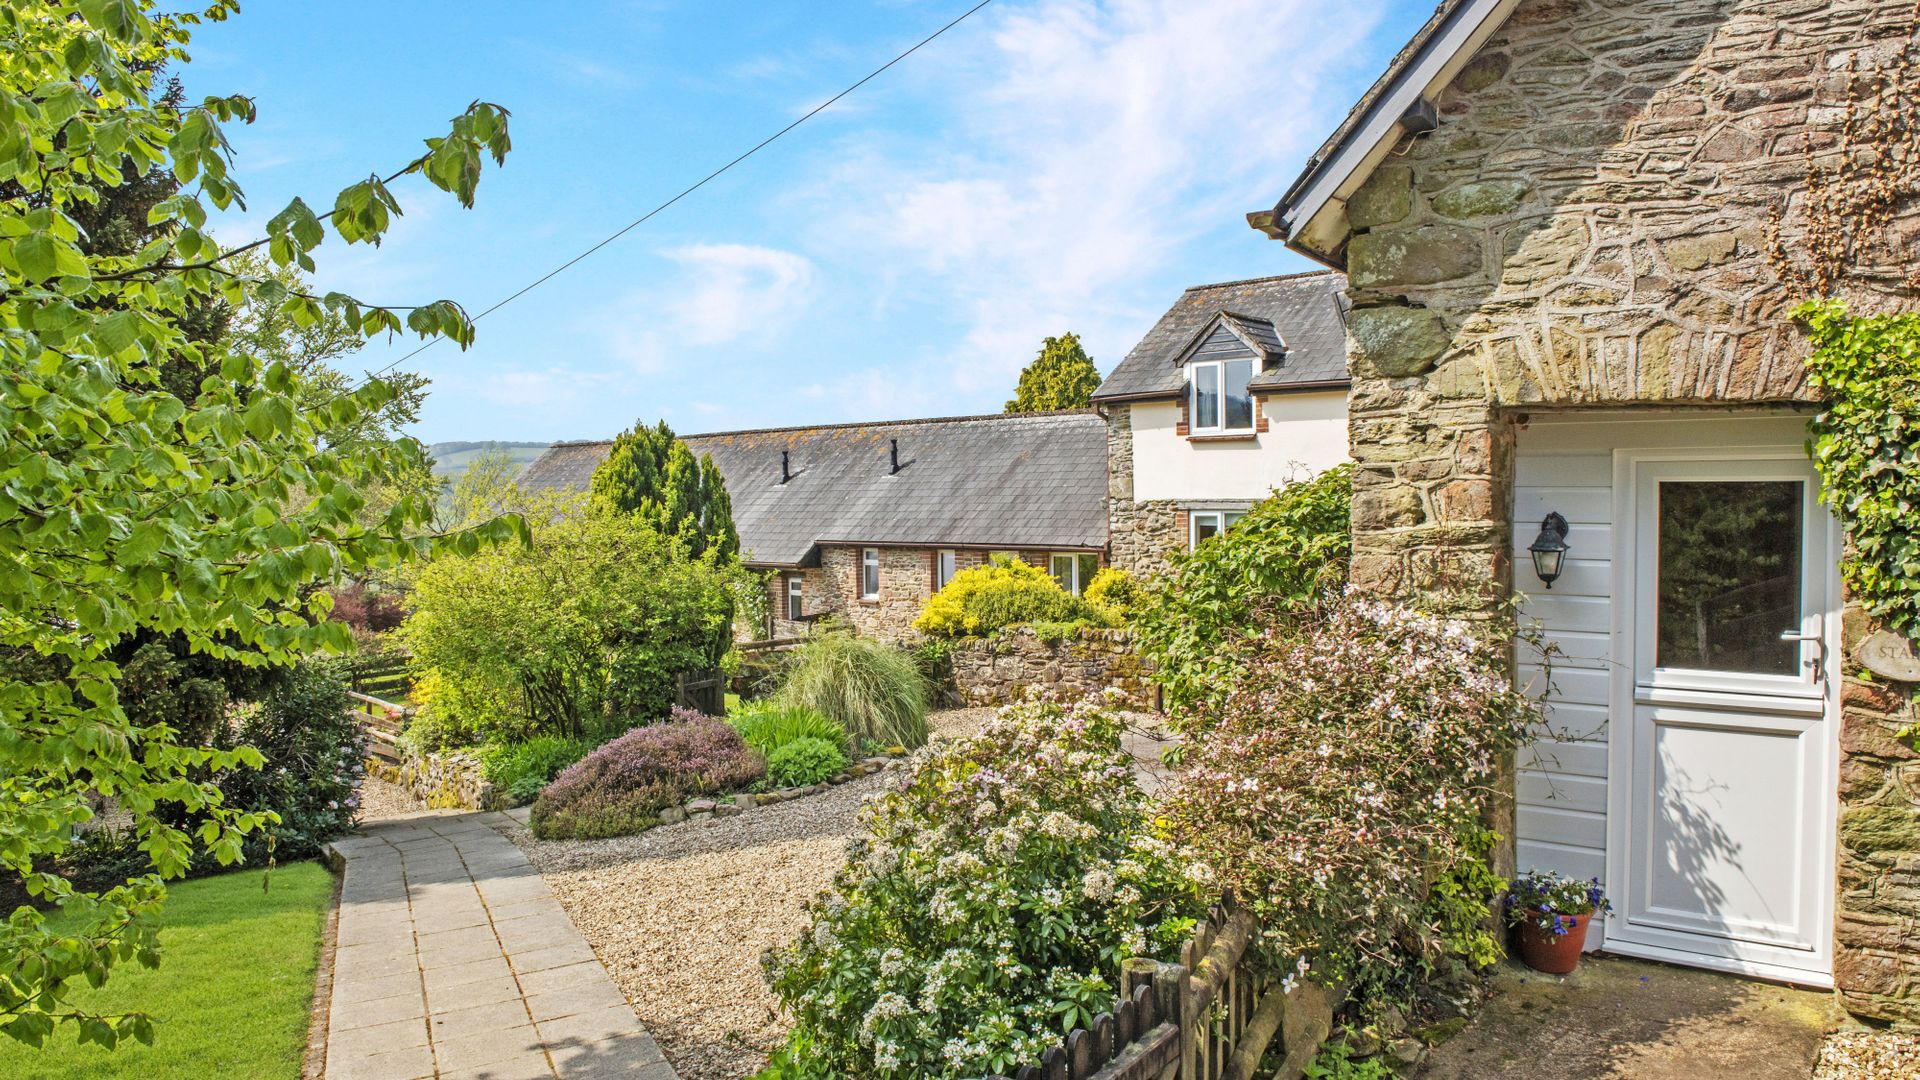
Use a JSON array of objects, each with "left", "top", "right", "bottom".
[
  {"left": 349, "top": 691, "right": 412, "bottom": 766},
  {"left": 991, "top": 899, "right": 1336, "bottom": 1080}
]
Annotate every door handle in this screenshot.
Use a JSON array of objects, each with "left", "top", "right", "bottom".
[{"left": 1780, "top": 628, "right": 1827, "bottom": 682}]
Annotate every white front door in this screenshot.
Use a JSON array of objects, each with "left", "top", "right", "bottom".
[{"left": 1608, "top": 449, "right": 1839, "bottom": 985}]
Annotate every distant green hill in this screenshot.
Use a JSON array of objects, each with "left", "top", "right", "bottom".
[{"left": 426, "top": 441, "right": 550, "bottom": 480}]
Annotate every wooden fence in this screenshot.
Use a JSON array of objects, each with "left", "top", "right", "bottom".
[
  {"left": 991, "top": 900, "right": 1336, "bottom": 1080},
  {"left": 349, "top": 691, "right": 412, "bottom": 766},
  {"left": 348, "top": 653, "right": 412, "bottom": 701}
]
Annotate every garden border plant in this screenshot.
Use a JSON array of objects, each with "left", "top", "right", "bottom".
[
  {"left": 761, "top": 695, "right": 1205, "bottom": 1079},
  {"left": 1159, "top": 592, "right": 1540, "bottom": 1036}
]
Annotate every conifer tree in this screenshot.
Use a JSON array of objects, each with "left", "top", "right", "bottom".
[
  {"left": 591, "top": 420, "right": 740, "bottom": 561},
  {"left": 1005, "top": 332, "right": 1101, "bottom": 412}
]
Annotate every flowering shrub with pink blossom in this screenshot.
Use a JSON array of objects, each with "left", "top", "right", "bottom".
[
  {"left": 529, "top": 709, "right": 764, "bottom": 839},
  {"left": 761, "top": 696, "right": 1203, "bottom": 1079},
  {"left": 1161, "top": 593, "right": 1538, "bottom": 1006}
]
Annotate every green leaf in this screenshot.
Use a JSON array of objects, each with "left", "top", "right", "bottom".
[{"left": 13, "top": 231, "right": 57, "bottom": 280}]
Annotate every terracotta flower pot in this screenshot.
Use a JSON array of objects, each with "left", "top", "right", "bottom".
[{"left": 1513, "top": 909, "right": 1591, "bottom": 974}]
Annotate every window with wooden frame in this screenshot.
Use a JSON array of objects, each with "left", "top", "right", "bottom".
[
  {"left": 860, "top": 548, "right": 881, "bottom": 599},
  {"left": 935, "top": 550, "right": 958, "bottom": 591},
  {"left": 786, "top": 575, "right": 804, "bottom": 621}
]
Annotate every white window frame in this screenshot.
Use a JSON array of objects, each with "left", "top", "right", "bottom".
[
  {"left": 786, "top": 575, "right": 804, "bottom": 621},
  {"left": 935, "top": 549, "right": 958, "bottom": 591},
  {"left": 860, "top": 548, "right": 881, "bottom": 599},
  {"left": 1048, "top": 552, "right": 1100, "bottom": 594},
  {"left": 1189, "top": 357, "right": 1256, "bottom": 434},
  {"left": 1190, "top": 509, "right": 1248, "bottom": 550}
]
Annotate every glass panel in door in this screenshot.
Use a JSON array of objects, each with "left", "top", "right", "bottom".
[{"left": 1655, "top": 480, "right": 1803, "bottom": 677}]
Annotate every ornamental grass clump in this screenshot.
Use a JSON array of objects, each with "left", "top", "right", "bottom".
[
  {"left": 1161, "top": 593, "right": 1538, "bottom": 1003},
  {"left": 763, "top": 697, "right": 1204, "bottom": 1079},
  {"left": 775, "top": 634, "right": 930, "bottom": 750},
  {"left": 529, "top": 712, "right": 764, "bottom": 840}
]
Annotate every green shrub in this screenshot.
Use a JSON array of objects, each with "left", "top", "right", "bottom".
[
  {"left": 729, "top": 703, "right": 847, "bottom": 755},
  {"left": 764, "top": 736, "right": 848, "bottom": 789},
  {"left": 1135, "top": 465, "right": 1351, "bottom": 725},
  {"left": 909, "top": 637, "right": 958, "bottom": 707},
  {"left": 530, "top": 713, "right": 765, "bottom": 840},
  {"left": 764, "top": 698, "right": 1204, "bottom": 1078},
  {"left": 1083, "top": 566, "right": 1142, "bottom": 621},
  {"left": 479, "top": 735, "right": 596, "bottom": 805},
  {"left": 914, "top": 557, "right": 1116, "bottom": 638},
  {"left": 1304, "top": 1041, "right": 1396, "bottom": 1080},
  {"left": 212, "top": 659, "right": 367, "bottom": 865},
  {"left": 775, "top": 634, "right": 930, "bottom": 749},
  {"left": 404, "top": 507, "right": 745, "bottom": 744},
  {"left": 1162, "top": 596, "right": 1535, "bottom": 1021}
]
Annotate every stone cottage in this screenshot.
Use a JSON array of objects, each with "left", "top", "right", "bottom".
[
  {"left": 1250, "top": 0, "right": 1920, "bottom": 1020},
  {"left": 518, "top": 412, "right": 1110, "bottom": 643},
  {"left": 1093, "top": 272, "right": 1352, "bottom": 576}
]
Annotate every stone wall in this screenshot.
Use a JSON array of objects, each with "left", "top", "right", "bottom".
[
  {"left": 372, "top": 748, "right": 502, "bottom": 812},
  {"left": 950, "top": 627, "right": 1155, "bottom": 709},
  {"left": 1104, "top": 402, "right": 1189, "bottom": 576},
  {"left": 1327, "top": 0, "right": 1920, "bottom": 1023}
]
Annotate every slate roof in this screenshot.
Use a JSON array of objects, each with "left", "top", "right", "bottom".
[
  {"left": 1091, "top": 271, "right": 1350, "bottom": 403},
  {"left": 518, "top": 412, "right": 1109, "bottom": 569}
]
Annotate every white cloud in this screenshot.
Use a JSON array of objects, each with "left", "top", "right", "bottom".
[
  {"left": 795, "top": 0, "right": 1388, "bottom": 397},
  {"left": 608, "top": 243, "right": 816, "bottom": 373}
]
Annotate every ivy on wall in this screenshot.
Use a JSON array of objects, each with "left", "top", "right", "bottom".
[{"left": 1799, "top": 300, "right": 1920, "bottom": 640}]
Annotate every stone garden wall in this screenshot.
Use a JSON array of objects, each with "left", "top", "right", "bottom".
[
  {"left": 373, "top": 748, "right": 502, "bottom": 812},
  {"left": 1327, "top": 0, "right": 1920, "bottom": 1022},
  {"left": 950, "top": 627, "right": 1155, "bottom": 710}
]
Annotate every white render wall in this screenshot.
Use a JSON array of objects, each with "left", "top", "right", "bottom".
[
  {"left": 1130, "top": 391, "right": 1348, "bottom": 502},
  {"left": 1510, "top": 409, "right": 1812, "bottom": 952}
]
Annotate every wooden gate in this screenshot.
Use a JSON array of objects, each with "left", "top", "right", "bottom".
[
  {"left": 349, "top": 691, "right": 412, "bottom": 766},
  {"left": 674, "top": 668, "right": 725, "bottom": 716}
]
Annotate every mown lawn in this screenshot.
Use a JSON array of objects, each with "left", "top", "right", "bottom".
[{"left": 0, "top": 861, "right": 335, "bottom": 1080}]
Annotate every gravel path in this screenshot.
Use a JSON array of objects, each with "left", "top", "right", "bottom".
[
  {"left": 355, "top": 774, "right": 425, "bottom": 823},
  {"left": 503, "top": 708, "right": 998, "bottom": 1080},
  {"left": 1815, "top": 1029, "right": 1920, "bottom": 1079}
]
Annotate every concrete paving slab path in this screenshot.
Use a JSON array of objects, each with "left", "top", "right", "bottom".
[
  {"left": 324, "top": 811, "right": 678, "bottom": 1080},
  {"left": 1418, "top": 954, "right": 1838, "bottom": 1080}
]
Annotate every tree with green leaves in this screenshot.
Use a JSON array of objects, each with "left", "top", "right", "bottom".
[
  {"left": 0, "top": 0, "right": 518, "bottom": 1049},
  {"left": 1004, "top": 332, "right": 1101, "bottom": 413},
  {"left": 590, "top": 420, "right": 740, "bottom": 561}
]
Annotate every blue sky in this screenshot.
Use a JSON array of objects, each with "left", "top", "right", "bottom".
[{"left": 189, "top": 0, "right": 1431, "bottom": 444}]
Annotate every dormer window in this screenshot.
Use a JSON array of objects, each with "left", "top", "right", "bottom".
[
  {"left": 1175, "top": 311, "right": 1277, "bottom": 437},
  {"left": 1191, "top": 357, "right": 1255, "bottom": 434}
]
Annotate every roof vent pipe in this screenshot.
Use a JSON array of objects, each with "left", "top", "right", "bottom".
[
  {"left": 780, "top": 450, "right": 790, "bottom": 485},
  {"left": 890, "top": 439, "right": 901, "bottom": 475}
]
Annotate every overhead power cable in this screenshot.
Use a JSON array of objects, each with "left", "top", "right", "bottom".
[{"left": 366, "top": 0, "right": 995, "bottom": 380}]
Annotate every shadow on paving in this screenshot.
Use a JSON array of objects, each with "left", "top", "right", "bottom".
[{"left": 1418, "top": 954, "right": 1838, "bottom": 1080}]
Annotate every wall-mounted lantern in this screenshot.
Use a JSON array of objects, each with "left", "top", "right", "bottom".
[{"left": 1529, "top": 512, "right": 1570, "bottom": 589}]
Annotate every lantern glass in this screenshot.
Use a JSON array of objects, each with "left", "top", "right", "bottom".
[{"left": 1528, "top": 512, "right": 1570, "bottom": 588}]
